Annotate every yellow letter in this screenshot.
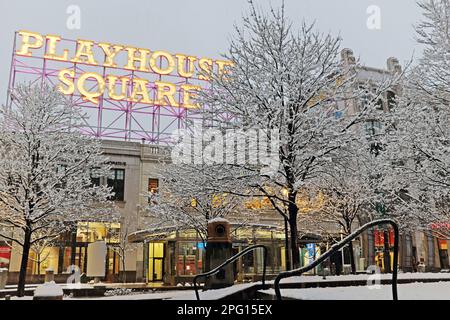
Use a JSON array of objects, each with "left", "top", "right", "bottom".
[
  {"left": 77, "top": 72, "right": 105, "bottom": 104},
  {"left": 57, "top": 69, "right": 75, "bottom": 95},
  {"left": 72, "top": 40, "right": 98, "bottom": 65},
  {"left": 125, "top": 47, "right": 150, "bottom": 72},
  {"left": 216, "top": 60, "right": 234, "bottom": 78},
  {"left": 198, "top": 58, "right": 213, "bottom": 80},
  {"left": 16, "top": 31, "right": 43, "bottom": 56},
  {"left": 155, "top": 81, "right": 179, "bottom": 107},
  {"left": 181, "top": 84, "right": 201, "bottom": 109},
  {"left": 150, "top": 51, "right": 175, "bottom": 75},
  {"left": 106, "top": 75, "right": 129, "bottom": 100},
  {"left": 99, "top": 43, "right": 124, "bottom": 68},
  {"left": 176, "top": 54, "right": 197, "bottom": 78},
  {"left": 130, "top": 78, "right": 152, "bottom": 104},
  {"left": 44, "top": 35, "right": 69, "bottom": 61}
]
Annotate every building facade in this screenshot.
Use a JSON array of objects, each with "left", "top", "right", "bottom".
[{"left": 1, "top": 50, "right": 449, "bottom": 285}]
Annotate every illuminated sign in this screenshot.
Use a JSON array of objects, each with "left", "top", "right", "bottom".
[
  {"left": 15, "top": 30, "right": 233, "bottom": 107},
  {"left": 8, "top": 31, "right": 233, "bottom": 143}
]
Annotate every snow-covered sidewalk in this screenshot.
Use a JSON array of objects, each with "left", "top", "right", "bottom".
[
  {"left": 4, "top": 273, "right": 450, "bottom": 300},
  {"left": 70, "top": 282, "right": 258, "bottom": 300},
  {"left": 269, "top": 272, "right": 450, "bottom": 284},
  {"left": 261, "top": 281, "right": 450, "bottom": 300}
]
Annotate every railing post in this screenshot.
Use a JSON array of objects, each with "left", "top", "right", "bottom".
[
  {"left": 193, "top": 245, "right": 268, "bottom": 300},
  {"left": 392, "top": 222, "right": 399, "bottom": 300},
  {"left": 274, "top": 219, "right": 399, "bottom": 301},
  {"left": 262, "top": 246, "right": 267, "bottom": 289}
]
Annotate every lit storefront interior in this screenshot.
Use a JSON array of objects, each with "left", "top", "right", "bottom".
[
  {"left": 374, "top": 227, "right": 395, "bottom": 272},
  {"left": 130, "top": 224, "right": 286, "bottom": 285},
  {"left": 10, "top": 222, "right": 122, "bottom": 280}
]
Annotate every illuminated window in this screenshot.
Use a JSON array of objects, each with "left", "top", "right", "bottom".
[
  {"left": 108, "top": 169, "right": 125, "bottom": 201},
  {"left": 148, "top": 178, "right": 159, "bottom": 193},
  {"left": 148, "top": 178, "right": 159, "bottom": 205},
  {"left": 177, "top": 242, "right": 203, "bottom": 276},
  {"left": 31, "top": 247, "right": 59, "bottom": 275},
  {"left": 0, "top": 245, "right": 11, "bottom": 269},
  {"left": 76, "top": 222, "right": 120, "bottom": 243}
]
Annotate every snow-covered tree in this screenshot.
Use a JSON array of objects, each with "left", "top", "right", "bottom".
[
  {"left": 110, "top": 215, "right": 136, "bottom": 283},
  {"left": 0, "top": 83, "right": 116, "bottom": 296},
  {"left": 197, "top": 1, "right": 402, "bottom": 268},
  {"left": 29, "top": 227, "right": 59, "bottom": 277},
  {"left": 378, "top": 0, "right": 450, "bottom": 235},
  {"left": 301, "top": 144, "right": 378, "bottom": 273},
  {"left": 144, "top": 161, "right": 249, "bottom": 246}
]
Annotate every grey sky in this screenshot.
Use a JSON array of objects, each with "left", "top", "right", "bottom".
[{"left": 0, "top": 0, "right": 423, "bottom": 104}]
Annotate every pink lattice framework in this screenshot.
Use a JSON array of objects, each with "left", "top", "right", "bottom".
[{"left": 7, "top": 31, "right": 209, "bottom": 145}]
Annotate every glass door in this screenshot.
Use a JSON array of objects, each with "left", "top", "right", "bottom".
[{"left": 148, "top": 242, "right": 164, "bottom": 281}]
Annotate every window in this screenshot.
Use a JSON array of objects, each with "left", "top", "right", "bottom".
[
  {"left": 365, "top": 120, "right": 382, "bottom": 136},
  {"left": 90, "top": 168, "right": 101, "bottom": 187},
  {"left": 108, "top": 169, "right": 125, "bottom": 201},
  {"left": 148, "top": 178, "right": 159, "bottom": 204},
  {"left": 387, "top": 91, "right": 396, "bottom": 110},
  {"left": 0, "top": 245, "right": 11, "bottom": 269},
  {"left": 148, "top": 178, "right": 159, "bottom": 194},
  {"left": 76, "top": 221, "right": 121, "bottom": 244},
  {"left": 177, "top": 242, "right": 202, "bottom": 275},
  {"left": 56, "top": 164, "right": 67, "bottom": 189},
  {"left": 375, "top": 98, "right": 384, "bottom": 111}
]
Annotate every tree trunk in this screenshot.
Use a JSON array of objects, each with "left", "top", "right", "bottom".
[
  {"left": 284, "top": 217, "right": 291, "bottom": 271},
  {"left": 348, "top": 240, "right": 356, "bottom": 274},
  {"left": 345, "top": 221, "right": 357, "bottom": 275},
  {"left": 287, "top": 192, "right": 300, "bottom": 269},
  {"left": 122, "top": 257, "right": 127, "bottom": 283},
  {"left": 17, "top": 227, "right": 32, "bottom": 297},
  {"left": 37, "top": 256, "right": 41, "bottom": 277}
]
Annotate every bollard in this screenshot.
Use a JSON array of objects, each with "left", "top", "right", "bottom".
[
  {"left": 418, "top": 263, "right": 426, "bottom": 273},
  {"left": 33, "top": 281, "right": 63, "bottom": 300},
  {"left": 204, "top": 218, "right": 234, "bottom": 290},
  {"left": 0, "top": 268, "right": 8, "bottom": 289},
  {"left": 45, "top": 268, "right": 54, "bottom": 283}
]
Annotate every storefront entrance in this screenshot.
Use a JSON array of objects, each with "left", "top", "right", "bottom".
[
  {"left": 148, "top": 242, "right": 164, "bottom": 281},
  {"left": 438, "top": 239, "right": 450, "bottom": 269}
]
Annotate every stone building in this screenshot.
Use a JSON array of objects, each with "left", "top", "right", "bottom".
[{"left": 1, "top": 49, "right": 448, "bottom": 285}]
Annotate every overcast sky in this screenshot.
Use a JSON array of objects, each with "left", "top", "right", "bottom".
[{"left": 0, "top": 0, "right": 423, "bottom": 104}]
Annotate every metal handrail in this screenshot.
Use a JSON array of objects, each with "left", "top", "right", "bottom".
[
  {"left": 193, "top": 244, "right": 268, "bottom": 300},
  {"left": 274, "top": 219, "right": 399, "bottom": 300}
]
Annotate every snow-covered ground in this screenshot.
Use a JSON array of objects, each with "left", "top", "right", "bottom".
[
  {"left": 76, "top": 282, "right": 257, "bottom": 300},
  {"left": 269, "top": 272, "right": 450, "bottom": 284},
  {"left": 4, "top": 273, "right": 450, "bottom": 300},
  {"left": 1, "top": 282, "right": 257, "bottom": 300},
  {"left": 261, "top": 281, "right": 450, "bottom": 300}
]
